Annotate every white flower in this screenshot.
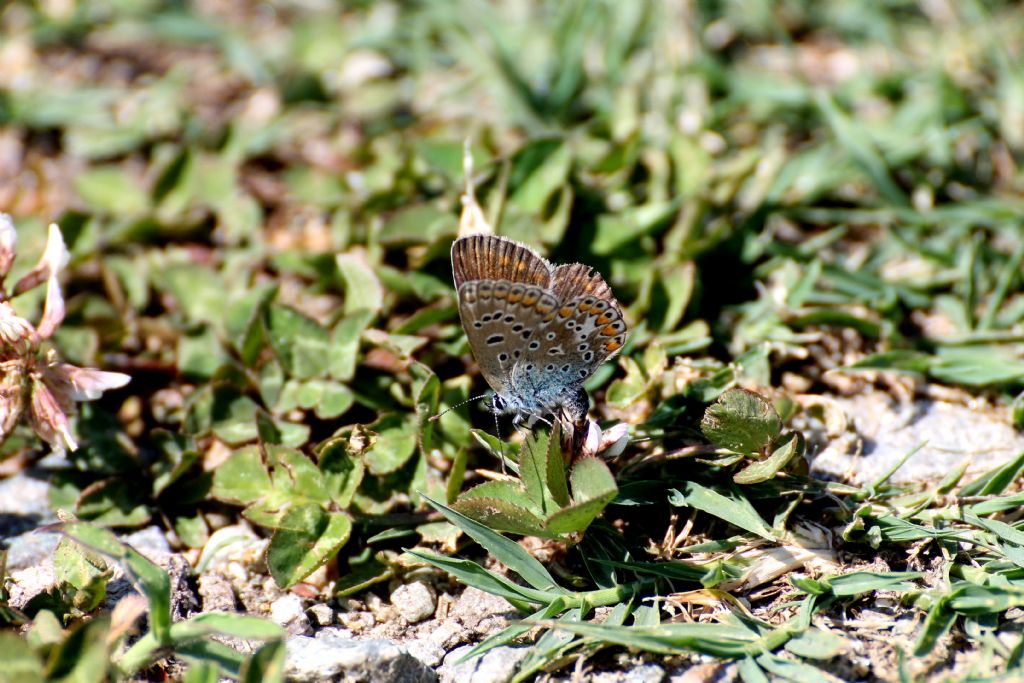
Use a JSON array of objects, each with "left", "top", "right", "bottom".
[
  {"left": 580, "top": 419, "right": 630, "bottom": 459},
  {"left": 0, "top": 301, "right": 34, "bottom": 347},
  {"left": 14, "top": 222, "right": 70, "bottom": 296}
]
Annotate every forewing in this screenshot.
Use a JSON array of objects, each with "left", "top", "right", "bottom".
[{"left": 452, "top": 235, "right": 551, "bottom": 290}]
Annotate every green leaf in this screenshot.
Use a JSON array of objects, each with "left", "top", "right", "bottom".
[
  {"left": 733, "top": 432, "right": 803, "bottom": 485},
  {"left": 422, "top": 495, "right": 563, "bottom": 594},
  {"left": 669, "top": 482, "right": 776, "bottom": 541},
  {"left": 543, "top": 495, "right": 613, "bottom": 536},
  {"left": 816, "top": 571, "right": 923, "bottom": 597},
  {"left": 0, "top": 631, "right": 44, "bottom": 680},
  {"left": 267, "top": 505, "right": 352, "bottom": 589},
  {"left": 59, "top": 523, "right": 172, "bottom": 642},
  {"left": 509, "top": 141, "right": 572, "bottom": 214},
  {"left": 929, "top": 346, "right": 1024, "bottom": 386},
  {"left": 362, "top": 414, "right": 418, "bottom": 475},
  {"left": 845, "top": 350, "right": 931, "bottom": 375},
  {"left": 959, "top": 451, "right": 1024, "bottom": 496},
  {"left": 266, "top": 305, "right": 331, "bottom": 380},
  {"left": 405, "top": 549, "right": 549, "bottom": 608},
  {"left": 336, "top": 252, "right": 384, "bottom": 315},
  {"left": 241, "top": 640, "right": 286, "bottom": 683},
  {"left": 74, "top": 166, "right": 150, "bottom": 216},
  {"left": 328, "top": 310, "right": 374, "bottom": 381},
  {"left": 452, "top": 495, "right": 551, "bottom": 538},
  {"left": 316, "top": 437, "right": 365, "bottom": 508},
  {"left": 913, "top": 595, "right": 955, "bottom": 656},
  {"left": 268, "top": 446, "right": 329, "bottom": 506},
  {"left": 569, "top": 457, "right": 618, "bottom": 504},
  {"left": 44, "top": 615, "right": 112, "bottom": 683},
  {"left": 701, "top": 388, "right": 782, "bottom": 456},
  {"left": 211, "top": 447, "right": 271, "bottom": 505},
  {"left": 54, "top": 538, "right": 110, "bottom": 613},
  {"left": 519, "top": 428, "right": 557, "bottom": 514}
]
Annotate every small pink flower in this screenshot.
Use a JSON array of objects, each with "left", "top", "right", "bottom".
[
  {"left": 43, "top": 359, "right": 131, "bottom": 401},
  {"left": 30, "top": 375, "right": 77, "bottom": 451},
  {"left": 0, "top": 217, "right": 131, "bottom": 453}
]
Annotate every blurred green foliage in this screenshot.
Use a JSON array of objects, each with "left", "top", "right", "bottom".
[{"left": 2, "top": 0, "right": 1024, "bottom": 679}]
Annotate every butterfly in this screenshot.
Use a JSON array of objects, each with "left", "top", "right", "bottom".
[{"left": 451, "top": 234, "right": 627, "bottom": 426}]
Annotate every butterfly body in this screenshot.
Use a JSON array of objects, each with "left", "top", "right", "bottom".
[{"left": 451, "top": 235, "right": 627, "bottom": 424}]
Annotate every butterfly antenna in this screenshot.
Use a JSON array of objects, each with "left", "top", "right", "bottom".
[{"left": 429, "top": 394, "right": 490, "bottom": 422}]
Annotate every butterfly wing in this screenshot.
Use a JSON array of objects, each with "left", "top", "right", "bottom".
[
  {"left": 452, "top": 235, "right": 552, "bottom": 290},
  {"left": 456, "top": 279, "right": 562, "bottom": 396}
]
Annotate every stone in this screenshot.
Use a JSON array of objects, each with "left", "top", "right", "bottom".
[
  {"left": 810, "top": 392, "right": 1024, "bottom": 485},
  {"left": 285, "top": 632, "right": 435, "bottom": 683},
  {"left": 307, "top": 602, "right": 335, "bottom": 627},
  {"left": 271, "top": 594, "right": 312, "bottom": 636},
  {"left": 437, "top": 644, "right": 528, "bottom": 683},
  {"left": 198, "top": 572, "right": 237, "bottom": 612},
  {"left": 391, "top": 581, "right": 437, "bottom": 624}
]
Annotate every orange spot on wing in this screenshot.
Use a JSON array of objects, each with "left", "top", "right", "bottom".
[
  {"left": 604, "top": 340, "right": 621, "bottom": 352},
  {"left": 601, "top": 325, "right": 617, "bottom": 336},
  {"left": 595, "top": 315, "right": 610, "bottom": 325},
  {"left": 559, "top": 306, "right": 573, "bottom": 318}
]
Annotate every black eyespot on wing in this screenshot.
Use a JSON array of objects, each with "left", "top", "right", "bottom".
[
  {"left": 546, "top": 331, "right": 556, "bottom": 340},
  {"left": 547, "top": 347, "right": 563, "bottom": 355},
  {"left": 473, "top": 321, "right": 483, "bottom": 328},
  {"left": 566, "top": 321, "right": 576, "bottom": 329},
  {"left": 578, "top": 369, "right": 588, "bottom": 377},
  {"left": 561, "top": 364, "right": 570, "bottom": 372},
  {"left": 526, "top": 364, "right": 534, "bottom": 371},
  {"left": 498, "top": 352, "right": 509, "bottom": 362},
  {"left": 513, "top": 350, "right": 522, "bottom": 358},
  {"left": 578, "top": 343, "right": 587, "bottom": 351},
  {"left": 512, "top": 323, "right": 524, "bottom": 332},
  {"left": 504, "top": 315, "right": 515, "bottom": 323},
  {"left": 486, "top": 334, "right": 505, "bottom": 345},
  {"left": 546, "top": 364, "right": 555, "bottom": 371},
  {"left": 522, "top": 330, "right": 533, "bottom": 340},
  {"left": 528, "top": 340, "right": 540, "bottom": 350},
  {"left": 583, "top": 351, "right": 593, "bottom": 362}
]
